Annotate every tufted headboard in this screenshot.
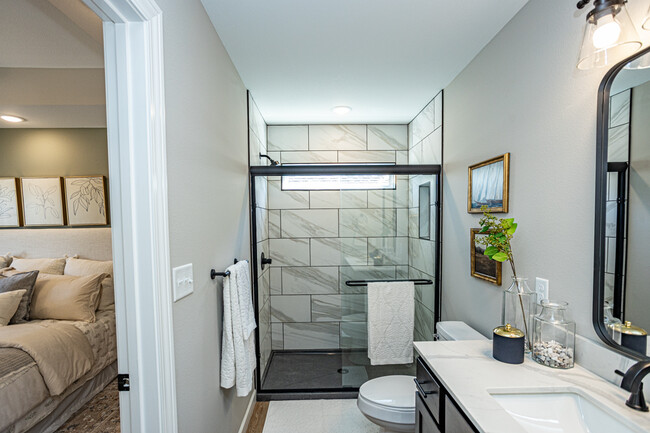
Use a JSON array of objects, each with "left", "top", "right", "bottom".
[{"left": 0, "top": 228, "right": 112, "bottom": 261}]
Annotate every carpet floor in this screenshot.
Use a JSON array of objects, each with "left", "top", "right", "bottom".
[{"left": 56, "top": 379, "right": 120, "bottom": 433}]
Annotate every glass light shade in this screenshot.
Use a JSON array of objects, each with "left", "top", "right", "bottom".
[
  {"left": 577, "top": 5, "right": 642, "bottom": 70},
  {"left": 643, "top": 5, "right": 650, "bottom": 30}
]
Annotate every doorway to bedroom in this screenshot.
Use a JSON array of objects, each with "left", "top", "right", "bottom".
[{"left": 0, "top": 1, "right": 121, "bottom": 432}]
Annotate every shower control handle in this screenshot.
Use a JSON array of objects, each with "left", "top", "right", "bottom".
[{"left": 261, "top": 252, "right": 272, "bottom": 270}]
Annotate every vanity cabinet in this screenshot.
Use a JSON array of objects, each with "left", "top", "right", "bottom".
[
  {"left": 415, "top": 356, "right": 479, "bottom": 433},
  {"left": 416, "top": 392, "right": 441, "bottom": 433}
]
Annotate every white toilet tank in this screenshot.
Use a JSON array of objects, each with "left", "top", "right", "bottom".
[{"left": 437, "top": 321, "right": 487, "bottom": 341}]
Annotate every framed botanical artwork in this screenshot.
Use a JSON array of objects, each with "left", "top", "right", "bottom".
[
  {"left": 0, "top": 178, "right": 22, "bottom": 227},
  {"left": 468, "top": 153, "right": 510, "bottom": 213},
  {"left": 20, "top": 177, "right": 65, "bottom": 227},
  {"left": 470, "top": 228, "right": 502, "bottom": 285},
  {"left": 64, "top": 176, "right": 109, "bottom": 226}
]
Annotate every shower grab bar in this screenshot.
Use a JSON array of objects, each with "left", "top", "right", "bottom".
[
  {"left": 210, "top": 258, "right": 240, "bottom": 280},
  {"left": 345, "top": 279, "right": 433, "bottom": 287}
]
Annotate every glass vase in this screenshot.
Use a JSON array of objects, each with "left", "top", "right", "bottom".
[
  {"left": 532, "top": 300, "right": 576, "bottom": 369},
  {"left": 502, "top": 277, "right": 537, "bottom": 353}
]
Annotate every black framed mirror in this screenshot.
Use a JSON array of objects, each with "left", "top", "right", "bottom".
[{"left": 594, "top": 46, "right": 650, "bottom": 361}]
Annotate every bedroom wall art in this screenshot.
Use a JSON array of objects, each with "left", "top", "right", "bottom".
[
  {"left": 64, "top": 176, "right": 108, "bottom": 226},
  {"left": 0, "top": 178, "right": 21, "bottom": 227},
  {"left": 467, "top": 153, "right": 510, "bottom": 213},
  {"left": 20, "top": 177, "right": 65, "bottom": 227}
]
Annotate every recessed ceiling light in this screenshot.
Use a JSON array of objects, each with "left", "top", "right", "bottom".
[
  {"left": 0, "top": 115, "right": 26, "bottom": 123},
  {"left": 332, "top": 106, "right": 351, "bottom": 115}
]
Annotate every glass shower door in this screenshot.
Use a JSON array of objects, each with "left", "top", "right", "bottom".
[{"left": 251, "top": 166, "right": 439, "bottom": 396}]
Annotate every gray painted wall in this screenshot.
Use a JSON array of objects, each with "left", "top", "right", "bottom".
[
  {"left": 442, "top": 0, "right": 612, "bottom": 343},
  {"left": 158, "top": 0, "right": 251, "bottom": 432},
  {"left": 0, "top": 128, "right": 108, "bottom": 177}
]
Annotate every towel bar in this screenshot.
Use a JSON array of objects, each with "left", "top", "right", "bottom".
[
  {"left": 210, "top": 258, "right": 239, "bottom": 280},
  {"left": 345, "top": 279, "right": 433, "bottom": 287}
]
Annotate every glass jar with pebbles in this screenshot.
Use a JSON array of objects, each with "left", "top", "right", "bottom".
[{"left": 532, "top": 300, "right": 576, "bottom": 369}]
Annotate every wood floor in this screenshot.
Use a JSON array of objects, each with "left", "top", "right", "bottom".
[{"left": 245, "top": 402, "right": 269, "bottom": 433}]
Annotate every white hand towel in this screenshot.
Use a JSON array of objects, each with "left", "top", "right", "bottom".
[
  {"left": 220, "top": 260, "right": 257, "bottom": 397},
  {"left": 367, "top": 281, "right": 414, "bottom": 366}
]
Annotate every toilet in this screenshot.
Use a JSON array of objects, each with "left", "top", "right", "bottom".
[{"left": 357, "top": 321, "right": 487, "bottom": 432}]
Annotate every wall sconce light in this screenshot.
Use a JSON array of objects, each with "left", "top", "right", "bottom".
[
  {"left": 643, "top": 4, "right": 650, "bottom": 30},
  {"left": 576, "top": 0, "right": 642, "bottom": 70}
]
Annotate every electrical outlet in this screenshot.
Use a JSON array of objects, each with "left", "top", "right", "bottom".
[
  {"left": 535, "top": 277, "right": 549, "bottom": 303},
  {"left": 172, "top": 263, "right": 194, "bottom": 302}
]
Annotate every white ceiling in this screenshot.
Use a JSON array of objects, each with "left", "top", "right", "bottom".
[
  {"left": 0, "top": 0, "right": 105, "bottom": 128},
  {"left": 202, "top": 0, "right": 529, "bottom": 124}
]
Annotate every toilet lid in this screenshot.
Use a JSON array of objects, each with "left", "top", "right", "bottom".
[{"left": 358, "top": 375, "right": 416, "bottom": 409}]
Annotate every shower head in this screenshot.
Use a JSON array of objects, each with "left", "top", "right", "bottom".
[{"left": 259, "top": 153, "right": 279, "bottom": 166}]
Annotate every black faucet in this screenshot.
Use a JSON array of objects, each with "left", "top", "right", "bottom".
[{"left": 617, "top": 361, "right": 650, "bottom": 412}]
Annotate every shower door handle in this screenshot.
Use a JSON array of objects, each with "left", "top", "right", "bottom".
[{"left": 261, "top": 252, "right": 272, "bottom": 270}]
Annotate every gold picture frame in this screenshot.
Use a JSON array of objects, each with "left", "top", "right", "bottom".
[
  {"left": 470, "top": 228, "right": 502, "bottom": 285},
  {"left": 468, "top": 153, "right": 510, "bottom": 213},
  {"left": 20, "top": 177, "right": 66, "bottom": 227},
  {"left": 64, "top": 176, "right": 109, "bottom": 226},
  {"left": 0, "top": 177, "right": 23, "bottom": 227}
]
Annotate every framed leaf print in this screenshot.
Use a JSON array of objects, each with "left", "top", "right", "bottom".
[
  {"left": 21, "top": 177, "right": 65, "bottom": 226},
  {"left": 64, "top": 176, "right": 108, "bottom": 226},
  {"left": 0, "top": 178, "right": 22, "bottom": 227}
]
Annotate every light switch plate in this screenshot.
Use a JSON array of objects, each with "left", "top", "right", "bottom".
[
  {"left": 535, "top": 277, "right": 549, "bottom": 303},
  {"left": 172, "top": 263, "right": 194, "bottom": 302}
]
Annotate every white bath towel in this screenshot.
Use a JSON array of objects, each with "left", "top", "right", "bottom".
[
  {"left": 367, "top": 281, "right": 414, "bottom": 365},
  {"left": 220, "top": 260, "right": 257, "bottom": 397}
]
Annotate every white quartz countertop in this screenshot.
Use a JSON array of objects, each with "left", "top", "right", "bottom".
[{"left": 414, "top": 340, "right": 650, "bottom": 433}]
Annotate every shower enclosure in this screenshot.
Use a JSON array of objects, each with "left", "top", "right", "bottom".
[{"left": 250, "top": 163, "right": 441, "bottom": 398}]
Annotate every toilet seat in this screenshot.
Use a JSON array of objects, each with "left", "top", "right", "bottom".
[{"left": 357, "top": 375, "right": 416, "bottom": 428}]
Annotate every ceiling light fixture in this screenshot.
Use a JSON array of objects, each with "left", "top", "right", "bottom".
[
  {"left": 576, "top": 0, "right": 642, "bottom": 70},
  {"left": 0, "top": 115, "right": 26, "bottom": 123},
  {"left": 332, "top": 106, "right": 351, "bottom": 115}
]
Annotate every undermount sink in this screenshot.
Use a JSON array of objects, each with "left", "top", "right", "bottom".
[{"left": 491, "top": 390, "right": 645, "bottom": 433}]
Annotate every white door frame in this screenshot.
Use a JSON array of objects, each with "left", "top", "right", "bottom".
[{"left": 82, "top": 1, "right": 177, "bottom": 432}]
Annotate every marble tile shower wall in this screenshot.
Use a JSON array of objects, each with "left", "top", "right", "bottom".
[
  {"left": 408, "top": 92, "right": 443, "bottom": 342},
  {"left": 265, "top": 124, "right": 410, "bottom": 350},
  {"left": 604, "top": 89, "right": 630, "bottom": 305},
  {"left": 248, "top": 94, "right": 272, "bottom": 375}
]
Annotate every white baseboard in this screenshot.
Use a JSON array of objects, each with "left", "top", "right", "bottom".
[{"left": 238, "top": 391, "right": 257, "bottom": 433}]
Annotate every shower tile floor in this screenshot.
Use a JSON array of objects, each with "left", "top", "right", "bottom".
[{"left": 261, "top": 350, "right": 415, "bottom": 391}]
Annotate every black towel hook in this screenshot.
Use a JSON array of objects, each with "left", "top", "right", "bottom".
[{"left": 210, "top": 258, "right": 239, "bottom": 280}]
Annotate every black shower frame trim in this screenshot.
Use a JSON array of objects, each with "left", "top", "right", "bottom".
[{"left": 248, "top": 162, "right": 442, "bottom": 397}]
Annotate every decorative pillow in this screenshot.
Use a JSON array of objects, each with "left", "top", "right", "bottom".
[
  {"left": 0, "top": 253, "right": 12, "bottom": 268},
  {"left": 0, "top": 270, "right": 39, "bottom": 323},
  {"left": 0, "top": 290, "right": 26, "bottom": 326},
  {"left": 64, "top": 258, "right": 114, "bottom": 311},
  {"left": 11, "top": 257, "right": 66, "bottom": 275},
  {"left": 30, "top": 273, "right": 107, "bottom": 323}
]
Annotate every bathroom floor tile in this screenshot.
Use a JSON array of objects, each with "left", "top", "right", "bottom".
[{"left": 262, "top": 399, "right": 382, "bottom": 433}]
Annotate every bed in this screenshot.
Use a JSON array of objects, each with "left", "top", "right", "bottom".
[{"left": 0, "top": 228, "right": 117, "bottom": 433}]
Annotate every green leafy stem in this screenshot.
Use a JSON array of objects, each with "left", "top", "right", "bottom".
[{"left": 475, "top": 205, "right": 531, "bottom": 350}]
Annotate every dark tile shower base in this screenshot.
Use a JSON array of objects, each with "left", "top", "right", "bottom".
[{"left": 261, "top": 349, "right": 415, "bottom": 393}]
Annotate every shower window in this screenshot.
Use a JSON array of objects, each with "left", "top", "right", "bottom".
[{"left": 281, "top": 164, "right": 396, "bottom": 190}]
